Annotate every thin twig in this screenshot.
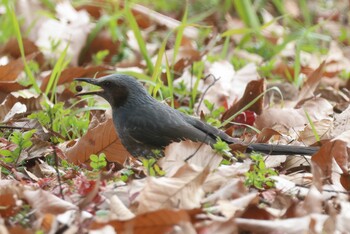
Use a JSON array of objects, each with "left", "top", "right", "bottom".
[
  {"left": 53, "top": 145, "right": 65, "bottom": 200},
  {"left": 196, "top": 74, "right": 220, "bottom": 115},
  {"left": 0, "top": 125, "right": 33, "bottom": 130}
]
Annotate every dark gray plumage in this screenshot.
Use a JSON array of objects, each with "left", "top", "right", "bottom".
[{"left": 75, "top": 74, "right": 319, "bottom": 158}]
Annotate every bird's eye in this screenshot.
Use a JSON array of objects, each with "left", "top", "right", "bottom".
[{"left": 104, "top": 81, "right": 111, "bottom": 86}]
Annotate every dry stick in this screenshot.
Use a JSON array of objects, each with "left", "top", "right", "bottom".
[
  {"left": 196, "top": 74, "right": 220, "bottom": 116},
  {"left": 47, "top": 111, "right": 65, "bottom": 200},
  {"left": 0, "top": 125, "right": 33, "bottom": 130},
  {"left": 53, "top": 145, "right": 65, "bottom": 200}
]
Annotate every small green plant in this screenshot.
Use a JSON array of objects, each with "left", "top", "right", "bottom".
[
  {"left": 203, "top": 100, "right": 225, "bottom": 127},
  {"left": 61, "top": 159, "right": 81, "bottom": 171},
  {"left": 142, "top": 158, "right": 165, "bottom": 176},
  {"left": 120, "top": 167, "right": 135, "bottom": 182},
  {"left": 28, "top": 102, "right": 89, "bottom": 143},
  {"left": 90, "top": 153, "right": 107, "bottom": 171},
  {"left": 213, "top": 138, "right": 232, "bottom": 157},
  {"left": 0, "top": 130, "right": 36, "bottom": 164},
  {"left": 8, "top": 204, "right": 32, "bottom": 228},
  {"left": 245, "top": 153, "right": 278, "bottom": 190}
]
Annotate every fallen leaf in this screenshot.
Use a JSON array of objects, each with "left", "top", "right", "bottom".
[
  {"left": 203, "top": 162, "right": 250, "bottom": 193},
  {"left": 23, "top": 189, "right": 77, "bottom": 216},
  {"left": 235, "top": 215, "right": 327, "bottom": 233},
  {"left": 222, "top": 79, "right": 264, "bottom": 126},
  {"left": 311, "top": 139, "right": 349, "bottom": 190},
  {"left": 78, "top": 30, "right": 121, "bottom": 65},
  {"left": 109, "top": 195, "right": 135, "bottom": 220},
  {"left": 1, "top": 38, "right": 44, "bottom": 66},
  {"left": 90, "top": 209, "right": 195, "bottom": 234},
  {"left": 0, "top": 93, "right": 43, "bottom": 122},
  {"left": 297, "top": 61, "right": 326, "bottom": 102},
  {"left": 159, "top": 140, "right": 222, "bottom": 177},
  {"left": 137, "top": 164, "right": 209, "bottom": 213},
  {"left": 64, "top": 115, "right": 130, "bottom": 164}
]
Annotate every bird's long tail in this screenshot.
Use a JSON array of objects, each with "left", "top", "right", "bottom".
[{"left": 247, "top": 143, "right": 319, "bottom": 155}]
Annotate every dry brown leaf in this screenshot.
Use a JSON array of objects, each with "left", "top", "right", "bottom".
[
  {"left": 76, "top": 1, "right": 107, "bottom": 19},
  {"left": 159, "top": 140, "right": 222, "bottom": 177},
  {"left": 78, "top": 176, "right": 101, "bottom": 210},
  {"left": 64, "top": 115, "right": 130, "bottom": 164},
  {"left": 202, "top": 62, "right": 258, "bottom": 113},
  {"left": 1, "top": 38, "right": 44, "bottom": 66},
  {"left": 235, "top": 215, "right": 327, "bottom": 233},
  {"left": 0, "top": 193, "right": 19, "bottom": 218},
  {"left": 200, "top": 218, "right": 238, "bottom": 234},
  {"left": 241, "top": 203, "right": 274, "bottom": 220},
  {"left": 255, "top": 128, "right": 282, "bottom": 143},
  {"left": 90, "top": 209, "right": 195, "bottom": 234},
  {"left": 137, "top": 164, "right": 209, "bottom": 213},
  {"left": 23, "top": 189, "right": 77, "bottom": 216},
  {"left": 0, "top": 54, "right": 38, "bottom": 97},
  {"left": 255, "top": 97, "right": 333, "bottom": 131},
  {"left": 202, "top": 179, "right": 247, "bottom": 204},
  {"left": 0, "top": 57, "right": 27, "bottom": 82},
  {"left": 0, "top": 93, "right": 43, "bottom": 122},
  {"left": 266, "top": 82, "right": 298, "bottom": 103},
  {"left": 222, "top": 79, "right": 264, "bottom": 125},
  {"left": 78, "top": 30, "right": 121, "bottom": 65},
  {"left": 298, "top": 119, "right": 332, "bottom": 145},
  {"left": 109, "top": 195, "right": 135, "bottom": 220},
  {"left": 40, "top": 65, "right": 112, "bottom": 91},
  {"left": 311, "top": 139, "right": 349, "bottom": 190},
  {"left": 203, "top": 162, "right": 250, "bottom": 193},
  {"left": 302, "top": 186, "right": 323, "bottom": 215},
  {"left": 158, "top": 47, "right": 202, "bottom": 80},
  {"left": 217, "top": 193, "right": 259, "bottom": 219},
  {"left": 297, "top": 61, "right": 326, "bottom": 103},
  {"left": 39, "top": 213, "right": 56, "bottom": 233},
  {"left": 255, "top": 107, "right": 306, "bottom": 130},
  {"left": 332, "top": 105, "right": 350, "bottom": 138},
  {"left": 272, "top": 61, "right": 314, "bottom": 79}
]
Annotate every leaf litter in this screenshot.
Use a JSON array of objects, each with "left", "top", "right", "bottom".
[{"left": 1, "top": 0, "right": 350, "bottom": 233}]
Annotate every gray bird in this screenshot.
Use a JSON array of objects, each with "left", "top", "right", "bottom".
[{"left": 75, "top": 74, "right": 318, "bottom": 158}]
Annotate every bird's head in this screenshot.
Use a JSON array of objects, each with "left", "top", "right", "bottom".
[{"left": 75, "top": 74, "right": 149, "bottom": 108}]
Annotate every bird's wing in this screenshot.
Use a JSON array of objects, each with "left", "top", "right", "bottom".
[
  {"left": 184, "top": 115, "right": 236, "bottom": 143},
  {"left": 122, "top": 104, "right": 215, "bottom": 148}
]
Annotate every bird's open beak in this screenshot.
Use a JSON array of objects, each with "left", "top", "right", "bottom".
[{"left": 74, "top": 78, "right": 104, "bottom": 96}]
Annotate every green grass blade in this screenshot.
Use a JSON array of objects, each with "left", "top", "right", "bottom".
[
  {"left": 45, "top": 45, "right": 70, "bottom": 102},
  {"left": 164, "top": 53, "right": 174, "bottom": 107},
  {"left": 220, "top": 86, "right": 283, "bottom": 128},
  {"left": 5, "top": 2, "right": 41, "bottom": 93},
  {"left": 304, "top": 110, "right": 320, "bottom": 142},
  {"left": 233, "top": 0, "right": 260, "bottom": 30},
  {"left": 124, "top": 3, "right": 154, "bottom": 74},
  {"left": 172, "top": 3, "right": 188, "bottom": 65},
  {"left": 149, "top": 33, "right": 170, "bottom": 97}
]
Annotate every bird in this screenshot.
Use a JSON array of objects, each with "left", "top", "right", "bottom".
[{"left": 75, "top": 74, "right": 319, "bottom": 158}]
